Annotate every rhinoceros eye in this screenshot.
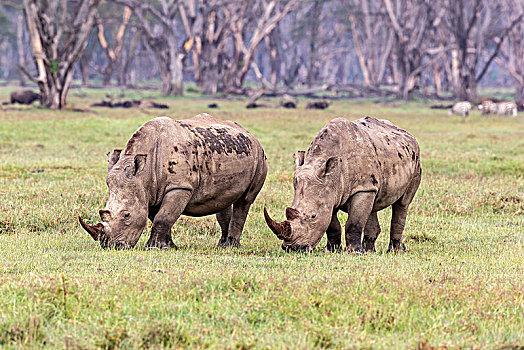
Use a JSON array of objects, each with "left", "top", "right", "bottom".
[
  {"left": 311, "top": 213, "right": 317, "bottom": 219},
  {"left": 122, "top": 211, "right": 131, "bottom": 218}
]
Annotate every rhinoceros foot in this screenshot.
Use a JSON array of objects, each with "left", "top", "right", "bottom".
[
  {"left": 217, "top": 237, "right": 243, "bottom": 248},
  {"left": 362, "top": 236, "right": 377, "bottom": 252},
  {"left": 144, "top": 237, "right": 177, "bottom": 250},
  {"left": 325, "top": 242, "right": 343, "bottom": 253},
  {"left": 387, "top": 240, "right": 407, "bottom": 253}
]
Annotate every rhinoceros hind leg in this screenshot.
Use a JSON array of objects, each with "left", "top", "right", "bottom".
[
  {"left": 216, "top": 205, "right": 233, "bottom": 246},
  {"left": 387, "top": 169, "right": 421, "bottom": 253},
  {"left": 218, "top": 198, "right": 252, "bottom": 248},
  {"left": 325, "top": 210, "right": 342, "bottom": 252},
  {"left": 217, "top": 236, "right": 242, "bottom": 248},
  {"left": 363, "top": 211, "right": 380, "bottom": 252},
  {"left": 345, "top": 191, "right": 376, "bottom": 253},
  {"left": 145, "top": 189, "right": 191, "bottom": 250}
]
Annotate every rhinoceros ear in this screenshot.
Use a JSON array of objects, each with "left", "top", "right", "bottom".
[
  {"left": 99, "top": 209, "right": 112, "bottom": 222},
  {"left": 124, "top": 154, "right": 147, "bottom": 178},
  {"left": 134, "top": 154, "right": 147, "bottom": 174},
  {"left": 107, "top": 149, "right": 122, "bottom": 173},
  {"left": 294, "top": 151, "right": 305, "bottom": 168},
  {"left": 317, "top": 157, "right": 340, "bottom": 178}
]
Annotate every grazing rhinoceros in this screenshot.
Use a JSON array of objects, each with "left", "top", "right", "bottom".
[
  {"left": 264, "top": 117, "right": 421, "bottom": 253},
  {"left": 79, "top": 113, "right": 267, "bottom": 249}
]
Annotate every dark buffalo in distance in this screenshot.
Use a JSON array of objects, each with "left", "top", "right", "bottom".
[{"left": 10, "top": 90, "right": 41, "bottom": 105}]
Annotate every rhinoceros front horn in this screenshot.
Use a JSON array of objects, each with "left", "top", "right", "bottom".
[
  {"left": 264, "top": 207, "right": 292, "bottom": 240},
  {"left": 78, "top": 216, "right": 105, "bottom": 241}
]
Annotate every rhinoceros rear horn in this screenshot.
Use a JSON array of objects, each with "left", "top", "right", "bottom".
[
  {"left": 78, "top": 216, "right": 105, "bottom": 241},
  {"left": 264, "top": 207, "right": 292, "bottom": 240}
]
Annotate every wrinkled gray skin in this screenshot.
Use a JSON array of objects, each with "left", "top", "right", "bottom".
[
  {"left": 264, "top": 117, "right": 421, "bottom": 253},
  {"left": 80, "top": 113, "right": 267, "bottom": 249}
]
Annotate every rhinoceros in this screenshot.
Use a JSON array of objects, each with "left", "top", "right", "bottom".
[
  {"left": 79, "top": 113, "right": 267, "bottom": 249},
  {"left": 264, "top": 117, "right": 421, "bottom": 253}
]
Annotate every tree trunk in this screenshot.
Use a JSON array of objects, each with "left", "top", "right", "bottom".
[
  {"left": 432, "top": 62, "right": 443, "bottom": 97},
  {"left": 516, "top": 84, "right": 523, "bottom": 105},
  {"left": 16, "top": 13, "right": 26, "bottom": 86},
  {"left": 119, "top": 27, "right": 141, "bottom": 86},
  {"left": 456, "top": 66, "right": 478, "bottom": 101},
  {"left": 167, "top": 39, "right": 184, "bottom": 95},
  {"left": 199, "top": 43, "right": 219, "bottom": 95}
]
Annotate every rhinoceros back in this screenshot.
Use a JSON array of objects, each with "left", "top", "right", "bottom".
[{"left": 157, "top": 114, "right": 267, "bottom": 216}]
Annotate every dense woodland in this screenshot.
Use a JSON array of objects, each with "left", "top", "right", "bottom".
[{"left": 0, "top": 0, "right": 523, "bottom": 109}]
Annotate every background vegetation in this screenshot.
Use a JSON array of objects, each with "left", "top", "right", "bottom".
[{"left": 0, "top": 88, "right": 523, "bottom": 348}]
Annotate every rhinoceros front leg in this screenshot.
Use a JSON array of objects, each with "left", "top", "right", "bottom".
[
  {"left": 218, "top": 198, "right": 252, "bottom": 248},
  {"left": 345, "top": 192, "right": 376, "bottom": 253},
  {"left": 325, "top": 210, "right": 342, "bottom": 252},
  {"left": 216, "top": 205, "right": 233, "bottom": 246},
  {"left": 362, "top": 211, "right": 381, "bottom": 252},
  {"left": 145, "top": 189, "right": 192, "bottom": 250}
]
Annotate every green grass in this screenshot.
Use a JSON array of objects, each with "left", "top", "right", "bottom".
[{"left": 0, "top": 88, "right": 523, "bottom": 349}]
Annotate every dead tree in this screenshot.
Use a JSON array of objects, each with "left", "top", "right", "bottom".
[
  {"left": 178, "top": 0, "right": 298, "bottom": 95},
  {"left": 179, "top": 0, "right": 232, "bottom": 95},
  {"left": 22, "top": 0, "right": 101, "bottom": 109},
  {"left": 382, "top": 0, "right": 447, "bottom": 99},
  {"left": 114, "top": 0, "right": 188, "bottom": 96},
  {"left": 97, "top": 4, "right": 132, "bottom": 86},
  {"left": 231, "top": 0, "right": 299, "bottom": 92},
  {"left": 345, "top": 0, "right": 393, "bottom": 88},
  {"left": 497, "top": 0, "right": 524, "bottom": 104},
  {"left": 442, "top": 0, "right": 523, "bottom": 101}
]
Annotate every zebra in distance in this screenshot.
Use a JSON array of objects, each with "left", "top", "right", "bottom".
[
  {"left": 478, "top": 100, "right": 498, "bottom": 115},
  {"left": 478, "top": 101, "right": 517, "bottom": 117},
  {"left": 496, "top": 102, "right": 518, "bottom": 117},
  {"left": 449, "top": 101, "right": 472, "bottom": 117}
]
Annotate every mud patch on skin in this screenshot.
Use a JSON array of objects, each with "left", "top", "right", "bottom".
[
  {"left": 191, "top": 127, "right": 252, "bottom": 156},
  {"left": 168, "top": 161, "right": 177, "bottom": 174},
  {"left": 371, "top": 174, "right": 378, "bottom": 186}
]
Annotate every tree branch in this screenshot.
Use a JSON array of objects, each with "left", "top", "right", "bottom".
[{"left": 476, "top": 12, "right": 524, "bottom": 82}]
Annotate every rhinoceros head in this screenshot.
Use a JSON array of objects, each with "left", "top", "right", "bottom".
[
  {"left": 79, "top": 149, "right": 149, "bottom": 249},
  {"left": 264, "top": 151, "right": 341, "bottom": 252}
]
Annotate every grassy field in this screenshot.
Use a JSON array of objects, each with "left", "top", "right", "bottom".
[{"left": 0, "top": 87, "right": 523, "bottom": 349}]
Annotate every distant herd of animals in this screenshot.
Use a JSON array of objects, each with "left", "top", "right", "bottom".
[
  {"left": 448, "top": 98, "right": 519, "bottom": 117},
  {"left": 79, "top": 113, "right": 421, "bottom": 253},
  {"left": 4, "top": 89, "right": 522, "bottom": 117}
]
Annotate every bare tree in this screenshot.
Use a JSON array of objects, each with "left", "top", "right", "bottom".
[
  {"left": 97, "top": 4, "right": 132, "bottom": 86},
  {"left": 442, "top": 0, "right": 523, "bottom": 101},
  {"left": 15, "top": 12, "right": 26, "bottom": 86},
  {"left": 118, "top": 27, "right": 142, "bottom": 86},
  {"left": 115, "top": 0, "right": 188, "bottom": 95},
  {"left": 497, "top": 0, "right": 524, "bottom": 104},
  {"left": 345, "top": 0, "right": 393, "bottom": 88},
  {"left": 178, "top": 0, "right": 299, "bottom": 95},
  {"left": 22, "top": 0, "right": 101, "bottom": 109},
  {"left": 225, "top": 0, "right": 300, "bottom": 92},
  {"left": 382, "top": 0, "right": 448, "bottom": 99}
]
